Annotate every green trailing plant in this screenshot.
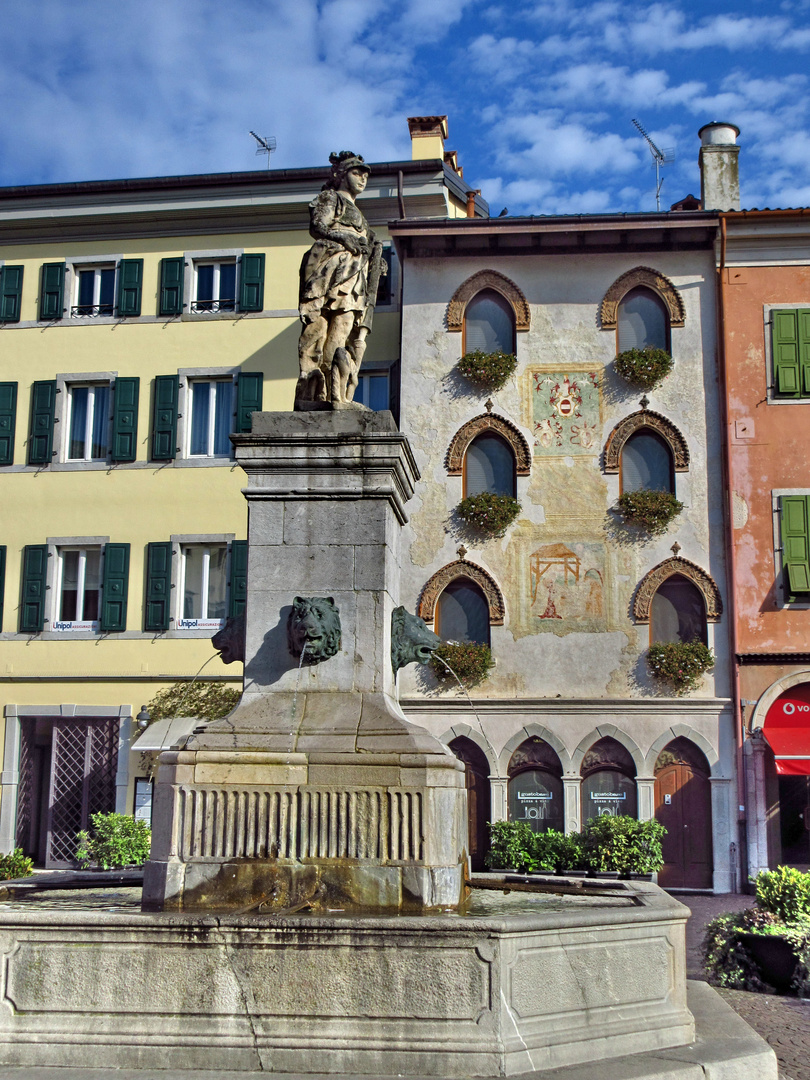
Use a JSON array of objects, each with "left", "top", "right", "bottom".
[
  {"left": 456, "top": 492, "right": 521, "bottom": 536},
  {"left": 614, "top": 346, "right": 673, "bottom": 390},
  {"left": 647, "top": 640, "right": 715, "bottom": 694},
  {"left": 617, "top": 489, "right": 683, "bottom": 534},
  {"left": 75, "top": 812, "right": 151, "bottom": 870},
  {"left": 0, "top": 848, "right": 34, "bottom": 881},
  {"left": 430, "top": 641, "right": 494, "bottom": 686},
  {"left": 146, "top": 680, "right": 240, "bottom": 724},
  {"left": 457, "top": 351, "right": 518, "bottom": 392},
  {"left": 703, "top": 909, "right": 780, "bottom": 992},
  {"left": 755, "top": 866, "right": 810, "bottom": 923}
]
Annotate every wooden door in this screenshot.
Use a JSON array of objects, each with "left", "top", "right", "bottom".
[
  {"left": 450, "top": 738, "right": 491, "bottom": 872},
  {"left": 655, "top": 756, "right": 713, "bottom": 889}
]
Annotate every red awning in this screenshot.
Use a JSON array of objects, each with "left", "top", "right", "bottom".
[{"left": 763, "top": 687, "right": 810, "bottom": 776}]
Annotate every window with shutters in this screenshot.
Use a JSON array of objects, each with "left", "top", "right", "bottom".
[
  {"left": 192, "top": 259, "right": 236, "bottom": 313},
  {"left": 65, "top": 384, "right": 110, "bottom": 461},
  {"left": 464, "top": 432, "right": 516, "bottom": 497},
  {"left": 177, "top": 544, "right": 228, "bottom": 630},
  {"left": 770, "top": 308, "right": 810, "bottom": 400},
  {"left": 617, "top": 287, "right": 670, "bottom": 352},
  {"left": 54, "top": 547, "right": 102, "bottom": 630},
  {"left": 776, "top": 493, "right": 810, "bottom": 604},
  {"left": 463, "top": 289, "right": 516, "bottom": 354},
  {"left": 650, "top": 574, "right": 707, "bottom": 646},
  {"left": 436, "top": 578, "right": 491, "bottom": 646},
  {"left": 620, "top": 429, "right": 674, "bottom": 494},
  {"left": 71, "top": 265, "right": 116, "bottom": 317},
  {"left": 187, "top": 378, "right": 235, "bottom": 457}
]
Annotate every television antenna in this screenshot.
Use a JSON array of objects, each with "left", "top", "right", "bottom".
[
  {"left": 632, "top": 119, "right": 674, "bottom": 211},
  {"left": 249, "top": 131, "right": 277, "bottom": 169}
]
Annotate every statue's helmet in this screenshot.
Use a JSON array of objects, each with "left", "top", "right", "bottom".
[{"left": 328, "top": 151, "right": 370, "bottom": 187}]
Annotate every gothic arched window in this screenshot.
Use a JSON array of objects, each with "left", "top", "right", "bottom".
[
  {"left": 436, "top": 578, "right": 491, "bottom": 645},
  {"left": 464, "top": 432, "right": 516, "bottom": 497},
  {"left": 651, "top": 574, "right": 707, "bottom": 645},
  {"left": 464, "top": 289, "right": 516, "bottom": 354},
  {"left": 621, "top": 429, "right": 674, "bottom": 494},
  {"left": 618, "top": 287, "right": 670, "bottom": 352}
]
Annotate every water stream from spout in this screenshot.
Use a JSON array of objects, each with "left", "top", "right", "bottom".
[
  {"left": 287, "top": 642, "right": 308, "bottom": 760},
  {"left": 432, "top": 654, "right": 497, "bottom": 766},
  {"left": 162, "top": 652, "right": 219, "bottom": 722}
]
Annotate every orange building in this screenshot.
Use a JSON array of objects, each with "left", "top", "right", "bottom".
[{"left": 719, "top": 207, "right": 810, "bottom": 874}]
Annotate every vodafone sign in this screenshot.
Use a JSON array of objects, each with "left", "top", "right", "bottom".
[{"left": 763, "top": 685, "right": 810, "bottom": 775}]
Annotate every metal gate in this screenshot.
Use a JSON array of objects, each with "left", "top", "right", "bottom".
[{"left": 45, "top": 718, "right": 119, "bottom": 867}]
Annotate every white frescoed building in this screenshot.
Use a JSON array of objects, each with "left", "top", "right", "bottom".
[{"left": 390, "top": 203, "right": 738, "bottom": 892}]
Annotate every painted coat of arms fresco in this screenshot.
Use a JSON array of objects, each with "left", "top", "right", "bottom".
[{"left": 531, "top": 371, "right": 600, "bottom": 456}]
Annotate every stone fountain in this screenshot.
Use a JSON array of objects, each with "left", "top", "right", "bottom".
[{"left": 0, "top": 151, "right": 776, "bottom": 1079}]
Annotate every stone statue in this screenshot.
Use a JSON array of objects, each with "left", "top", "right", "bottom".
[
  {"left": 391, "top": 606, "right": 441, "bottom": 676},
  {"left": 211, "top": 613, "right": 245, "bottom": 665},
  {"left": 287, "top": 596, "right": 342, "bottom": 664},
  {"left": 295, "top": 151, "right": 386, "bottom": 410}
]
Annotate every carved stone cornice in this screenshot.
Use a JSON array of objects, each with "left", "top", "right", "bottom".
[
  {"left": 446, "top": 269, "right": 530, "bottom": 333},
  {"left": 603, "top": 409, "right": 689, "bottom": 473},
  {"left": 633, "top": 557, "right": 722, "bottom": 624},
  {"left": 418, "top": 560, "right": 506, "bottom": 626},
  {"left": 600, "top": 266, "right": 686, "bottom": 330},
  {"left": 446, "top": 413, "right": 532, "bottom": 476}
]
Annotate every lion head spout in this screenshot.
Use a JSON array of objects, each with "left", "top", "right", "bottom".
[
  {"left": 391, "top": 606, "right": 441, "bottom": 676},
  {"left": 287, "top": 597, "right": 341, "bottom": 665}
]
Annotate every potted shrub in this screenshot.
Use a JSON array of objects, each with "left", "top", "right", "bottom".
[
  {"left": 75, "top": 812, "right": 152, "bottom": 870},
  {"left": 703, "top": 867, "right": 810, "bottom": 996},
  {"left": 617, "top": 489, "right": 683, "bottom": 535},
  {"left": 0, "top": 848, "right": 34, "bottom": 881},
  {"left": 457, "top": 351, "right": 518, "bottom": 392},
  {"left": 614, "top": 346, "right": 673, "bottom": 390},
  {"left": 647, "top": 640, "right": 715, "bottom": 694},
  {"left": 485, "top": 820, "right": 538, "bottom": 873},
  {"left": 430, "top": 641, "right": 494, "bottom": 687},
  {"left": 625, "top": 818, "right": 666, "bottom": 878},
  {"left": 581, "top": 814, "right": 633, "bottom": 876},
  {"left": 456, "top": 492, "right": 521, "bottom": 536}
]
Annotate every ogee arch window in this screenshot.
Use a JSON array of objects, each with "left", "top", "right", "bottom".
[
  {"left": 464, "top": 289, "right": 516, "bottom": 354},
  {"left": 436, "top": 578, "right": 491, "bottom": 645},
  {"left": 651, "top": 574, "right": 707, "bottom": 645},
  {"left": 464, "top": 432, "right": 516, "bottom": 497},
  {"left": 621, "top": 429, "right": 674, "bottom": 494},
  {"left": 618, "top": 287, "right": 669, "bottom": 352}
]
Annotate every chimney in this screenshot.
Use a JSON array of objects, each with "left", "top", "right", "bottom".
[
  {"left": 698, "top": 122, "right": 740, "bottom": 211},
  {"left": 407, "top": 116, "right": 448, "bottom": 161}
]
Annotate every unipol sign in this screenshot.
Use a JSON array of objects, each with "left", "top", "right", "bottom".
[{"left": 763, "top": 683, "right": 810, "bottom": 776}]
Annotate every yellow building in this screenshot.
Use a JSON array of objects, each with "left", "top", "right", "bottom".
[{"left": 0, "top": 117, "right": 485, "bottom": 865}]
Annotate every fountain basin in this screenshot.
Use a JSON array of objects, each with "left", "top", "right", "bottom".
[{"left": 0, "top": 878, "right": 693, "bottom": 1076}]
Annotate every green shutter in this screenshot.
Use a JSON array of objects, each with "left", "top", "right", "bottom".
[
  {"left": 117, "top": 259, "right": 143, "bottom": 317},
  {"left": 39, "top": 262, "right": 65, "bottom": 321},
  {"left": 144, "top": 541, "right": 173, "bottom": 631},
  {"left": 0, "top": 546, "right": 6, "bottom": 632},
  {"left": 782, "top": 494, "right": 810, "bottom": 599},
  {"left": 19, "top": 544, "right": 48, "bottom": 633},
  {"left": 111, "top": 377, "right": 139, "bottom": 462},
  {"left": 151, "top": 375, "right": 179, "bottom": 460},
  {"left": 0, "top": 382, "right": 17, "bottom": 466},
  {"left": 100, "top": 543, "right": 130, "bottom": 632},
  {"left": 28, "top": 380, "right": 56, "bottom": 465},
  {"left": 799, "top": 309, "right": 810, "bottom": 396},
  {"left": 236, "top": 372, "right": 263, "bottom": 433},
  {"left": 239, "top": 253, "right": 265, "bottom": 313},
  {"left": 159, "top": 257, "right": 185, "bottom": 316},
  {"left": 229, "top": 540, "right": 248, "bottom": 618},
  {"left": 0, "top": 265, "right": 23, "bottom": 322}
]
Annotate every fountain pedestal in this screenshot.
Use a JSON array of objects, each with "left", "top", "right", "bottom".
[{"left": 142, "top": 411, "right": 468, "bottom": 913}]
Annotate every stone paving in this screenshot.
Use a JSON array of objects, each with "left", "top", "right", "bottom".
[{"left": 681, "top": 890, "right": 810, "bottom": 1080}]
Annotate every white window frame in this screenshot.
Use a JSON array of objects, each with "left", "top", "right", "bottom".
[
  {"left": 183, "top": 249, "right": 243, "bottom": 318},
  {"left": 171, "top": 534, "right": 234, "bottom": 633},
  {"left": 772, "top": 489, "right": 810, "bottom": 608},
  {"left": 186, "top": 377, "right": 236, "bottom": 457},
  {"left": 53, "top": 371, "right": 116, "bottom": 467},
  {"left": 63, "top": 255, "right": 123, "bottom": 323},
  {"left": 354, "top": 367, "right": 390, "bottom": 411},
  {"left": 64, "top": 382, "right": 112, "bottom": 462},
  {"left": 176, "top": 367, "right": 239, "bottom": 462},
  {"left": 763, "top": 304, "right": 810, "bottom": 405},
  {"left": 51, "top": 541, "right": 106, "bottom": 633}
]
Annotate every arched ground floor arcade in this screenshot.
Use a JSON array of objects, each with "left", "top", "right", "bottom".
[{"left": 402, "top": 696, "right": 738, "bottom": 892}]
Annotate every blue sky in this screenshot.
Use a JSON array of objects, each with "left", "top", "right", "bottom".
[{"left": 1, "top": 0, "right": 809, "bottom": 214}]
